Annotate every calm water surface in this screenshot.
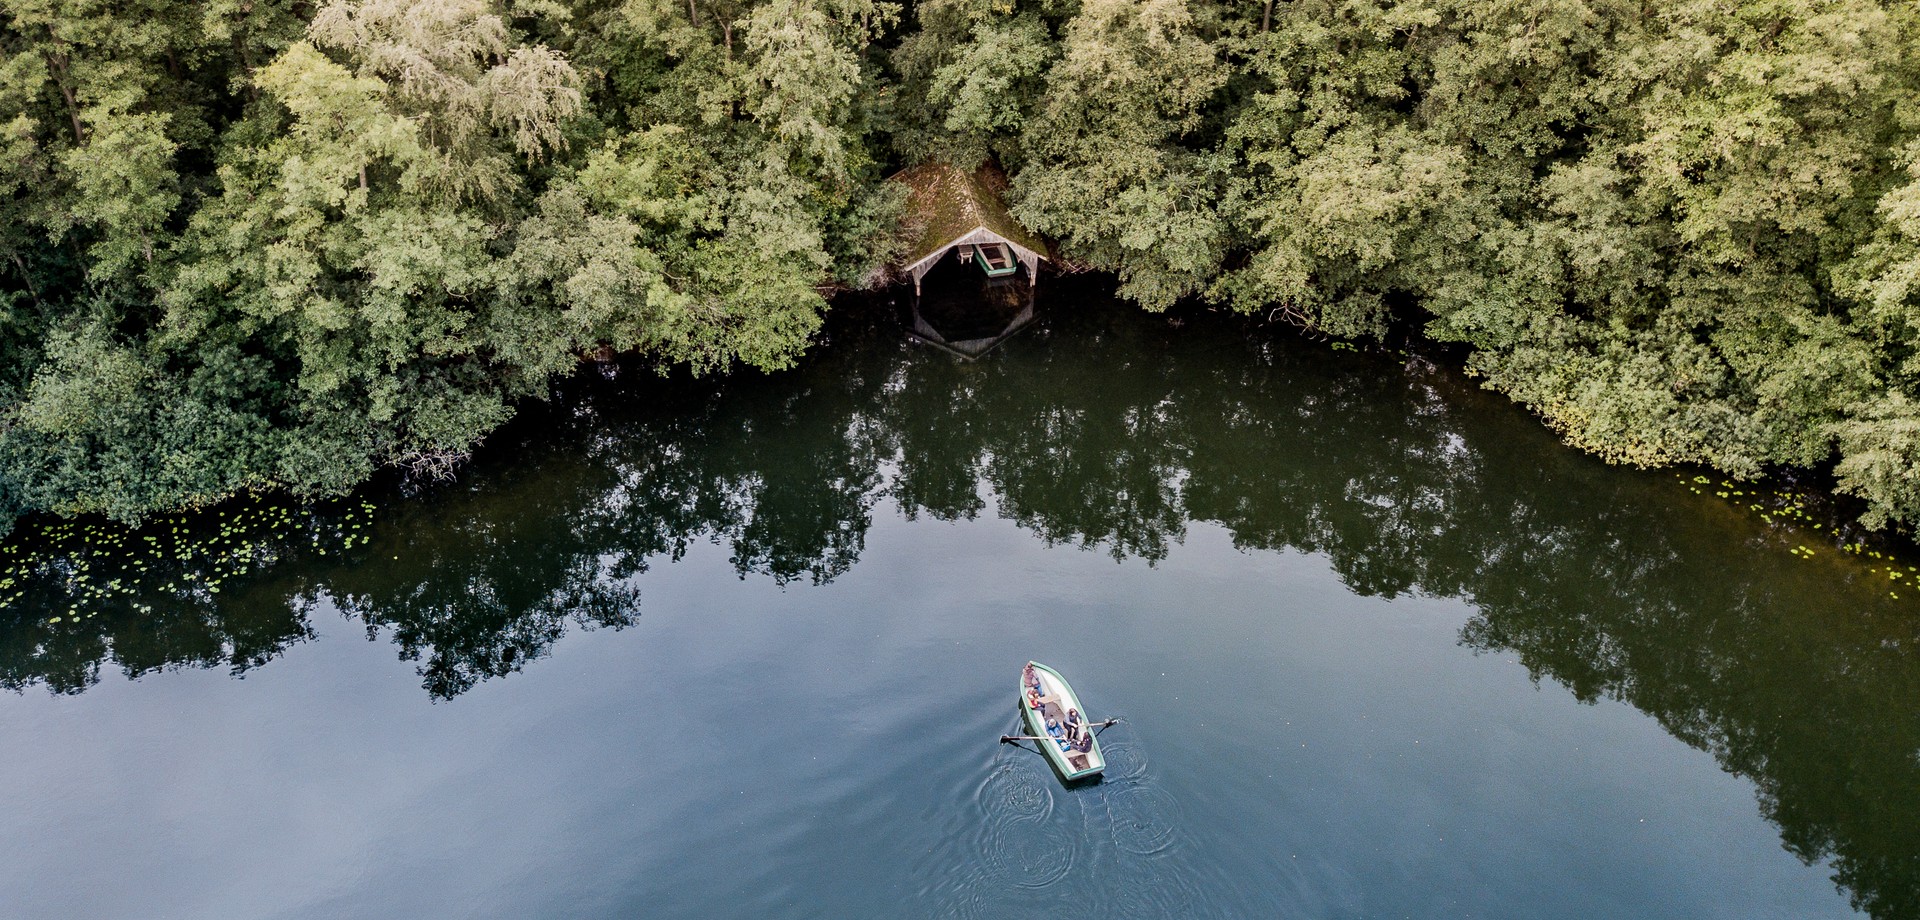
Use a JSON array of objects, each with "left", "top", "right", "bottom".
[{"left": 2, "top": 279, "right": 1916, "bottom": 919}]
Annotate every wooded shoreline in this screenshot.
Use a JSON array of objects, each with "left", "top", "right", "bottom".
[{"left": 5, "top": 0, "right": 1920, "bottom": 538}]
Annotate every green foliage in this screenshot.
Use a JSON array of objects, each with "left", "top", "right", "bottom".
[
  {"left": 1830, "top": 392, "right": 1920, "bottom": 529},
  {"left": 0, "top": 314, "right": 281, "bottom": 521},
  {"left": 0, "top": 0, "right": 904, "bottom": 523},
  {"left": 1010, "top": 0, "right": 1229, "bottom": 308},
  {"left": 890, "top": 0, "right": 1061, "bottom": 168}
]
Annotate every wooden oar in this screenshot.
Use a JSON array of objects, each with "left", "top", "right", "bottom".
[{"left": 1001, "top": 718, "right": 1121, "bottom": 744}]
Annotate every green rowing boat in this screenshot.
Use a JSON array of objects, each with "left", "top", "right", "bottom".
[
  {"left": 972, "top": 242, "right": 1019, "bottom": 277},
  {"left": 1019, "top": 661, "right": 1105, "bottom": 781}
]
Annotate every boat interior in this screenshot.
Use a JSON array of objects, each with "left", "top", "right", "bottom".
[
  {"left": 1027, "top": 669, "right": 1100, "bottom": 772},
  {"left": 972, "top": 242, "right": 1017, "bottom": 276}
]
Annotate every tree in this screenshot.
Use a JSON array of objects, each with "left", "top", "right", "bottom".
[
  {"left": 889, "top": 0, "right": 1063, "bottom": 169},
  {"left": 1012, "top": 0, "right": 1229, "bottom": 309}
]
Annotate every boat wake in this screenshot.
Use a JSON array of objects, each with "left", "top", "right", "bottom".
[
  {"left": 1095, "top": 737, "right": 1150, "bottom": 781},
  {"left": 1100, "top": 783, "right": 1180, "bottom": 856},
  {"left": 931, "top": 718, "right": 1209, "bottom": 917},
  {"left": 980, "top": 761, "right": 1055, "bottom": 821},
  {"left": 978, "top": 764, "right": 1078, "bottom": 889}
]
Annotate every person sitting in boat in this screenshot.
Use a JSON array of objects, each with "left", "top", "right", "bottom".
[
  {"left": 1065, "top": 708, "right": 1083, "bottom": 742},
  {"left": 1044, "top": 715, "right": 1073, "bottom": 751},
  {"left": 1071, "top": 732, "right": 1093, "bottom": 753}
]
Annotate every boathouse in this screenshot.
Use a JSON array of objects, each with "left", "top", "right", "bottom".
[{"left": 889, "top": 162, "right": 1049, "bottom": 295}]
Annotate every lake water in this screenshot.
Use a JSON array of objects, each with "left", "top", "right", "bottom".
[{"left": 2, "top": 277, "right": 1916, "bottom": 919}]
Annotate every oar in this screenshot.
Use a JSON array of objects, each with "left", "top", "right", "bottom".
[{"left": 1001, "top": 719, "right": 1121, "bottom": 744}]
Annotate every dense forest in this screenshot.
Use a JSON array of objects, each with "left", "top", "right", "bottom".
[{"left": 4, "top": 0, "right": 1920, "bottom": 537}]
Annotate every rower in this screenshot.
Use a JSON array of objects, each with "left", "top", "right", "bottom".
[{"left": 1044, "top": 714, "right": 1072, "bottom": 751}]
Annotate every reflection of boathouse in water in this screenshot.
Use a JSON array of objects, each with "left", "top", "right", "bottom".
[{"left": 888, "top": 162, "right": 1051, "bottom": 361}]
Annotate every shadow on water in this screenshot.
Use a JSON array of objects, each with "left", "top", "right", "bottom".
[
  {"left": 906, "top": 255, "right": 1037, "bottom": 361},
  {"left": 2, "top": 277, "right": 1919, "bottom": 914}
]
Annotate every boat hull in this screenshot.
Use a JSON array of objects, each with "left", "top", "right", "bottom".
[{"left": 1019, "top": 661, "right": 1105, "bottom": 781}]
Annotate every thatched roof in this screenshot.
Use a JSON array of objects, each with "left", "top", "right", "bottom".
[{"left": 889, "top": 162, "right": 1049, "bottom": 281}]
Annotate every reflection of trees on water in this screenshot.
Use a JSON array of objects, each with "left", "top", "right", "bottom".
[
  {"left": 887, "top": 312, "right": 1191, "bottom": 561},
  {"left": 1454, "top": 527, "right": 1920, "bottom": 920},
  {"left": 575, "top": 339, "right": 892, "bottom": 586},
  {"left": 318, "top": 475, "right": 644, "bottom": 700},
  {"left": 2, "top": 291, "right": 1917, "bottom": 913},
  {"left": 0, "top": 583, "right": 314, "bottom": 695}
]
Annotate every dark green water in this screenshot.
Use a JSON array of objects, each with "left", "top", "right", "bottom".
[{"left": 3, "top": 280, "right": 1917, "bottom": 919}]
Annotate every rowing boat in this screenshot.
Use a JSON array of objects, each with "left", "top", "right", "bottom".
[
  {"left": 1019, "top": 661, "right": 1105, "bottom": 781},
  {"left": 971, "top": 242, "right": 1019, "bottom": 278}
]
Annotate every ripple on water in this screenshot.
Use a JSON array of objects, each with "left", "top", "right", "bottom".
[
  {"left": 1103, "top": 782, "right": 1182, "bottom": 856},
  {"left": 1097, "top": 862, "right": 1204, "bottom": 920},
  {"left": 943, "top": 886, "right": 1029, "bottom": 920},
  {"left": 1097, "top": 738, "right": 1149, "bottom": 781},
  {"left": 983, "top": 812, "right": 1077, "bottom": 889},
  {"left": 975, "top": 761, "right": 1080, "bottom": 890},
  {"left": 977, "top": 761, "right": 1054, "bottom": 822}
]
